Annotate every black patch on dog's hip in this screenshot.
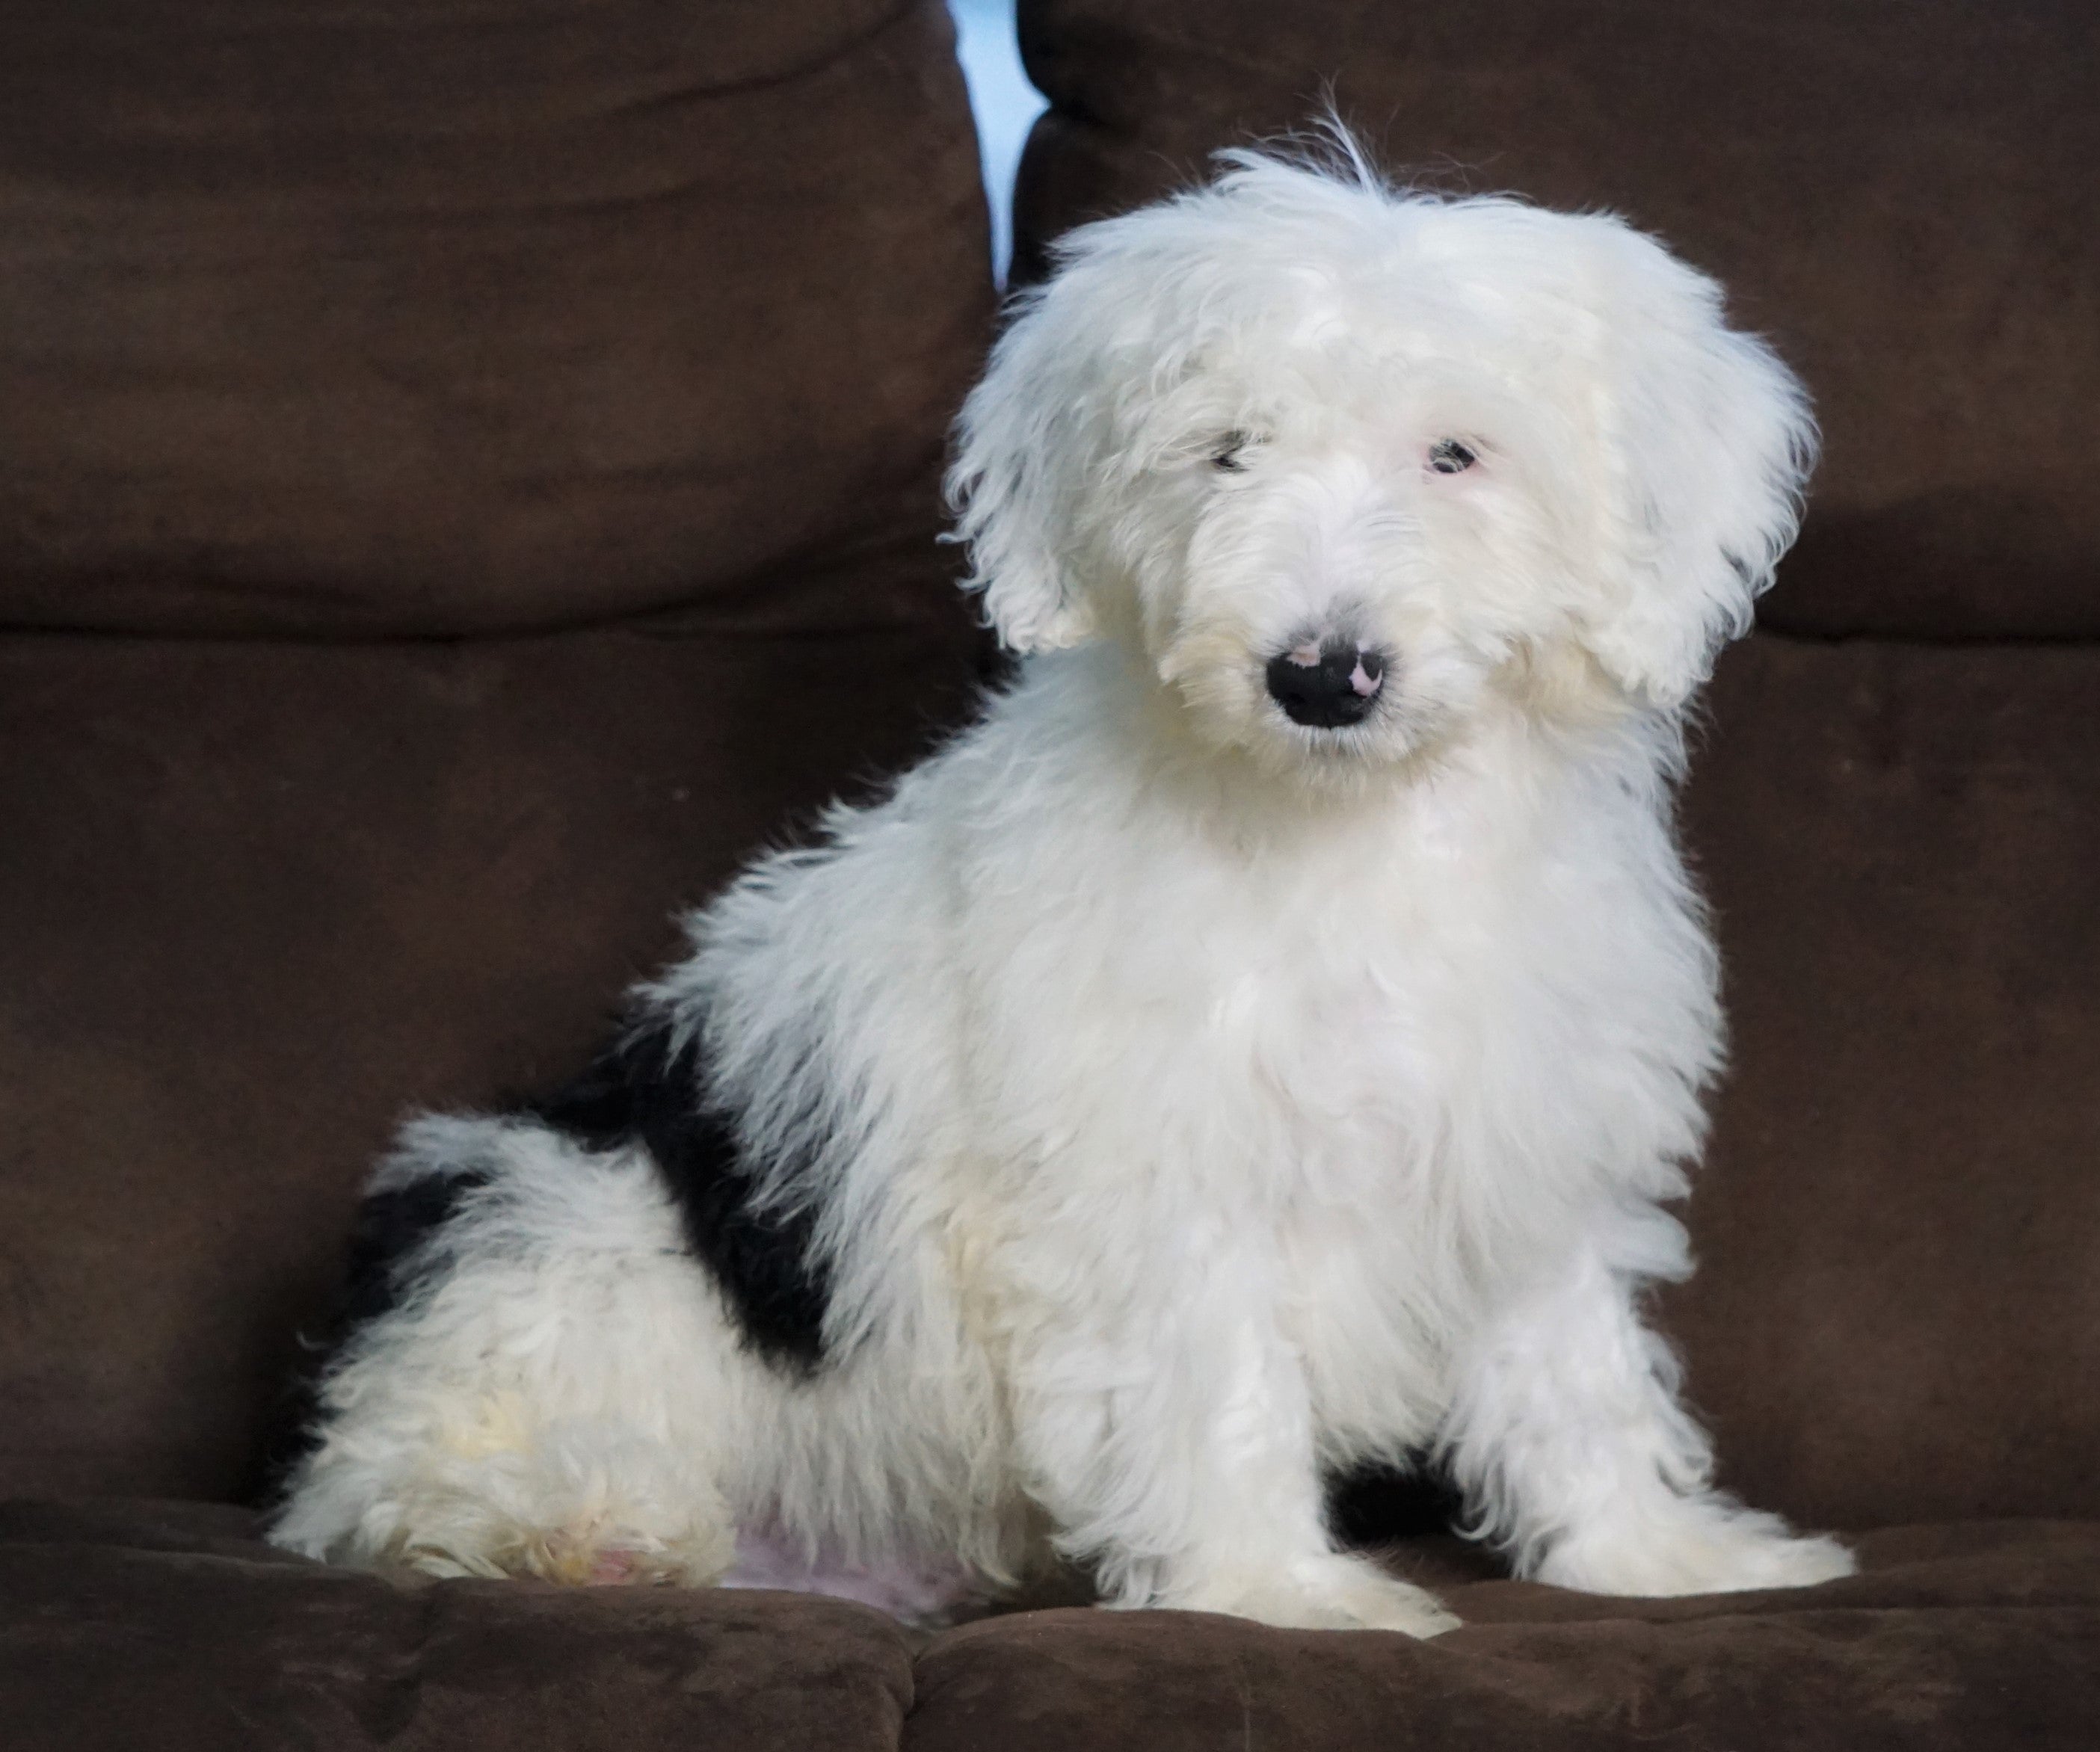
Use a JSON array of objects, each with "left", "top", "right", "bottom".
[
  {"left": 342, "top": 1169, "right": 490, "bottom": 1326},
  {"left": 529, "top": 1014, "right": 835, "bottom": 1374},
  {"left": 254, "top": 1165, "right": 489, "bottom": 1502}
]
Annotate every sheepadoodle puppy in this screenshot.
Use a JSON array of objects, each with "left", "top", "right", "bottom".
[{"left": 271, "top": 144, "right": 1856, "bottom": 1632}]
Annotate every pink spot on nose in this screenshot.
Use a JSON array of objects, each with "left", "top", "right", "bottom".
[
  {"left": 1349, "top": 661, "right": 1381, "bottom": 697},
  {"left": 1287, "top": 642, "right": 1321, "bottom": 667}
]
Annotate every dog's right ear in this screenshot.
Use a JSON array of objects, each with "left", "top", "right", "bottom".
[{"left": 944, "top": 282, "right": 1105, "bottom": 654}]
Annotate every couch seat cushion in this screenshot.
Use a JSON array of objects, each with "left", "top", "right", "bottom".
[
  {"left": 7, "top": 1508, "right": 2093, "bottom": 1752},
  {"left": 0, "top": 1499, "right": 917, "bottom": 1752},
  {"left": 911, "top": 1523, "right": 2100, "bottom": 1751}
]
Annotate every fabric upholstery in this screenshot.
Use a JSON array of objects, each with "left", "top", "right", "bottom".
[
  {"left": 1011, "top": 0, "right": 2100, "bottom": 639},
  {"left": 0, "top": 607, "right": 982, "bottom": 1500},
  {"left": 910, "top": 1522, "right": 2100, "bottom": 1752},
  {"left": 7, "top": 1505, "right": 2093, "bottom": 1752},
  {"left": 1666, "top": 634, "right": 2100, "bottom": 1529},
  {"left": 0, "top": 1500, "right": 917, "bottom": 1752},
  {"left": 0, "top": 0, "right": 992, "bottom": 636}
]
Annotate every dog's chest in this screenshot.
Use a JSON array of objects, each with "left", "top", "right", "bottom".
[
  {"left": 964, "top": 738, "right": 1708, "bottom": 1238},
  {"left": 1189, "top": 780, "right": 1699, "bottom": 1219},
  {"left": 1216, "top": 806, "right": 1571, "bottom": 1112}
]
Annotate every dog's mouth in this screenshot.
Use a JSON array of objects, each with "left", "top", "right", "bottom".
[{"left": 1265, "top": 638, "right": 1388, "bottom": 730}]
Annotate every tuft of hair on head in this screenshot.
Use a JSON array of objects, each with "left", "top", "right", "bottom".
[{"left": 1213, "top": 105, "right": 1388, "bottom": 197}]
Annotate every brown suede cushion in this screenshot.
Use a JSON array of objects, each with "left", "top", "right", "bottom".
[
  {"left": 911, "top": 1523, "right": 2100, "bottom": 1752},
  {"left": 0, "top": 599, "right": 981, "bottom": 1499},
  {"left": 0, "top": 1500, "right": 916, "bottom": 1752},
  {"left": 5, "top": 1506, "right": 2093, "bottom": 1752},
  {"left": 1011, "top": 0, "right": 2100, "bottom": 638},
  {"left": 1666, "top": 635, "right": 2100, "bottom": 1529},
  {"left": 0, "top": 0, "right": 991, "bottom": 636}
]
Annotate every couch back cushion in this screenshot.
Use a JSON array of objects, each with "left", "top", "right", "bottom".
[
  {"left": 1011, "top": 0, "right": 2100, "bottom": 639},
  {"left": 0, "top": 605, "right": 982, "bottom": 1502},
  {"left": 0, "top": 0, "right": 991, "bottom": 636},
  {"left": 1666, "top": 637, "right": 2100, "bottom": 1530}
]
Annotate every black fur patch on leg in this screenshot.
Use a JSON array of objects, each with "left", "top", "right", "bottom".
[{"left": 529, "top": 1014, "right": 834, "bottom": 1373}]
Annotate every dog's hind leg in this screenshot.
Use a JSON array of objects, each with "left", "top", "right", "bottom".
[
  {"left": 344, "top": 1413, "right": 740, "bottom": 1586},
  {"left": 271, "top": 1120, "right": 748, "bottom": 1586},
  {"left": 1438, "top": 1236, "right": 1856, "bottom": 1596}
]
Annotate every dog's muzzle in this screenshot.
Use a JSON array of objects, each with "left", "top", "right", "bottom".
[{"left": 1265, "top": 638, "right": 1388, "bottom": 729}]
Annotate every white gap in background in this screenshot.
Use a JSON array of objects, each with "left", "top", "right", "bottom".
[{"left": 947, "top": 0, "right": 1050, "bottom": 286}]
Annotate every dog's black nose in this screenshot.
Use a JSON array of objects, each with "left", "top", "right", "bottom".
[{"left": 1265, "top": 641, "right": 1387, "bottom": 728}]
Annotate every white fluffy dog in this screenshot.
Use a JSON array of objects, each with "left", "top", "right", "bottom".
[{"left": 270, "top": 144, "right": 1856, "bottom": 1632}]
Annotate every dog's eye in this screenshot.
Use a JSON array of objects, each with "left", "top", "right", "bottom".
[
  {"left": 1428, "top": 439, "right": 1477, "bottom": 475},
  {"left": 1211, "top": 434, "right": 1251, "bottom": 472}
]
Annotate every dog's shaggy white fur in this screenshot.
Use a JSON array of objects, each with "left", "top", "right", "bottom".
[{"left": 269, "top": 144, "right": 1856, "bottom": 1632}]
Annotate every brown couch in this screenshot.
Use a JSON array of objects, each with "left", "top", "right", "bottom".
[{"left": 4, "top": 1, "right": 2094, "bottom": 1745}]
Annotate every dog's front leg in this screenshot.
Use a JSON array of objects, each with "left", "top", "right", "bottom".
[
  {"left": 1006, "top": 1274, "right": 1458, "bottom": 1634},
  {"left": 1439, "top": 1239, "right": 1856, "bottom": 1596}
]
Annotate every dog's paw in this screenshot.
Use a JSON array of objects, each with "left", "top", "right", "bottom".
[
  {"left": 1165, "top": 1553, "right": 1460, "bottom": 1636},
  {"left": 1536, "top": 1499, "right": 1856, "bottom": 1597}
]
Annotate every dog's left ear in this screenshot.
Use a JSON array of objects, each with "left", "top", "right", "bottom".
[
  {"left": 1573, "top": 223, "right": 1816, "bottom": 708},
  {"left": 943, "top": 278, "right": 1107, "bottom": 655}
]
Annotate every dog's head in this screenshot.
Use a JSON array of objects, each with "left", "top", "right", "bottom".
[{"left": 947, "top": 144, "right": 1813, "bottom": 773}]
